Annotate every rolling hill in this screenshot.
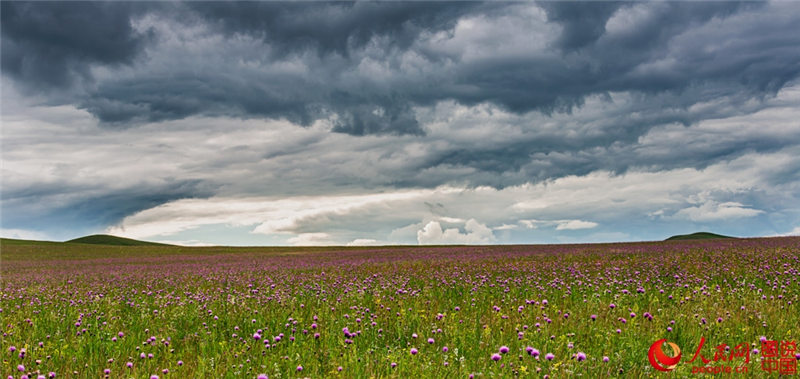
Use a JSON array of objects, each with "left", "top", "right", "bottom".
[
  {"left": 665, "top": 232, "right": 735, "bottom": 241},
  {"left": 66, "top": 234, "right": 174, "bottom": 246}
]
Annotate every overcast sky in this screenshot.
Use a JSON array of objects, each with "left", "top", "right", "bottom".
[{"left": 2, "top": 1, "right": 799, "bottom": 246}]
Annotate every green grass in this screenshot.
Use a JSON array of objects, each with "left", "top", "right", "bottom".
[
  {"left": 65, "top": 234, "right": 176, "bottom": 246},
  {"left": 665, "top": 231, "right": 734, "bottom": 241},
  {"left": 0, "top": 237, "right": 65, "bottom": 246},
  {"left": 1, "top": 237, "right": 797, "bottom": 378}
]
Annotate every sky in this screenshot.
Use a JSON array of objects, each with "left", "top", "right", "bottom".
[{"left": 1, "top": 1, "right": 799, "bottom": 246}]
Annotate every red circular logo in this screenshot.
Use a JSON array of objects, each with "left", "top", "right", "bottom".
[{"left": 649, "top": 338, "right": 682, "bottom": 371}]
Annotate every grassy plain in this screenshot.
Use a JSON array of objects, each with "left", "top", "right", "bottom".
[{"left": 1, "top": 237, "right": 798, "bottom": 378}]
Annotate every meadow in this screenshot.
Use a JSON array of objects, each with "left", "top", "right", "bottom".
[{"left": 1, "top": 237, "right": 798, "bottom": 378}]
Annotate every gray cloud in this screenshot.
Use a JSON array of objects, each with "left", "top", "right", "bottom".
[
  {"left": 0, "top": 1, "right": 155, "bottom": 91},
  {"left": 1, "top": 180, "right": 209, "bottom": 239},
  {"left": 3, "top": 2, "right": 800, "bottom": 243},
  {"left": 187, "top": 2, "right": 481, "bottom": 57},
  {"left": 538, "top": 1, "right": 627, "bottom": 50},
  {"left": 4, "top": 1, "right": 797, "bottom": 138}
]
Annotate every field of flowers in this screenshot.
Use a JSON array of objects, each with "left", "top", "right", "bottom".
[{"left": 1, "top": 237, "right": 799, "bottom": 378}]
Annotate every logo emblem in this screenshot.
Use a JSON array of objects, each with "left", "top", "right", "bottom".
[{"left": 649, "top": 338, "right": 682, "bottom": 371}]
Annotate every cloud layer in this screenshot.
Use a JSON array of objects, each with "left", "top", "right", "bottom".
[{"left": 2, "top": 1, "right": 799, "bottom": 244}]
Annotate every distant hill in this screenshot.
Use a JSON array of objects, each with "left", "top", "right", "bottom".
[
  {"left": 0, "top": 237, "right": 63, "bottom": 246},
  {"left": 66, "top": 234, "right": 174, "bottom": 246},
  {"left": 665, "top": 232, "right": 735, "bottom": 241}
]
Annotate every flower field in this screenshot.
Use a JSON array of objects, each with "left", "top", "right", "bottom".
[{"left": 1, "top": 237, "right": 798, "bottom": 378}]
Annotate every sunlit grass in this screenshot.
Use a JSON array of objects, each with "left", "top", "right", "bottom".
[{"left": 1, "top": 238, "right": 798, "bottom": 378}]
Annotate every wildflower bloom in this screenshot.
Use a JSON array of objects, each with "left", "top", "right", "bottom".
[
  {"left": 603, "top": 356, "right": 609, "bottom": 362},
  {"left": 257, "top": 375, "right": 268, "bottom": 379},
  {"left": 576, "top": 352, "right": 587, "bottom": 361},
  {"left": 428, "top": 338, "right": 435, "bottom": 344},
  {"left": 545, "top": 353, "right": 555, "bottom": 360},
  {"left": 410, "top": 348, "right": 418, "bottom": 355},
  {"left": 491, "top": 353, "right": 502, "bottom": 361},
  {"left": 443, "top": 346, "right": 449, "bottom": 352},
  {"left": 499, "top": 346, "right": 509, "bottom": 354}
]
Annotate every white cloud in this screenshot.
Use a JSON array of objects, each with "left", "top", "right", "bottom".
[
  {"left": 286, "top": 233, "right": 336, "bottom": 246},
  {"left": 97, "top": 146, "right": 800, "bottom": 245},
  {"left": 439, "top": 217, "right": 465, "bottom": 223},
  {"left": 149, "top": 239, "right": 216, "bottom": 247},
  {"left": 784, "top": 227, "right": 800, "bottom": 236},
  {"left": 493, "top": 224, "right": 519, "bottom": 230},
  {"left": 555, "top": 220, "right": 599, "bottom": 230},
  {"left": 417, "top": 219, "right": 495, "bottom": 245},
  {"left": 106, "top": 188, "right": 457, "bottom": 239},
  {"left": 346, "top": 239, "right": 380, "bottom": 246},
  {"left": 674, "top": 201, "right": 763, "bottom": 222}
]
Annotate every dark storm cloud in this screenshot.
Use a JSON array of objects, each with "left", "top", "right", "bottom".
[
  {"left": 3, "top": 1, "right": 800, "bottom": 180},
  {"left": 4, "top": 1, "right": 797, "bottom": 139},
  {"left": 188, "top": 2, "right": 481, "bottom": 57},
  {"left": 1, "top": 179, "right": 210, "bottom": 233},
  {"left": 0, "top": 1, "right": 156, "bottom": 91},
  {"left": 538, "top": 1, "right": 627, "bottom": 50}
]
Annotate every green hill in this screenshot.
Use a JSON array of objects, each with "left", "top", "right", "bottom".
[
  {"left": 66, "top": 234, "right": 174, "bottom": 246},
  {"left": 665, "top": 232, "right": 735, "bottom": 241},
  {"left": 0, "top": 237, "right": 64, "bottom": 246}
]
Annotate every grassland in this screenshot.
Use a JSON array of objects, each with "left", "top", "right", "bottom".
[{"left": 1, "top": 237, "right": 798, "bottom": 378}]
